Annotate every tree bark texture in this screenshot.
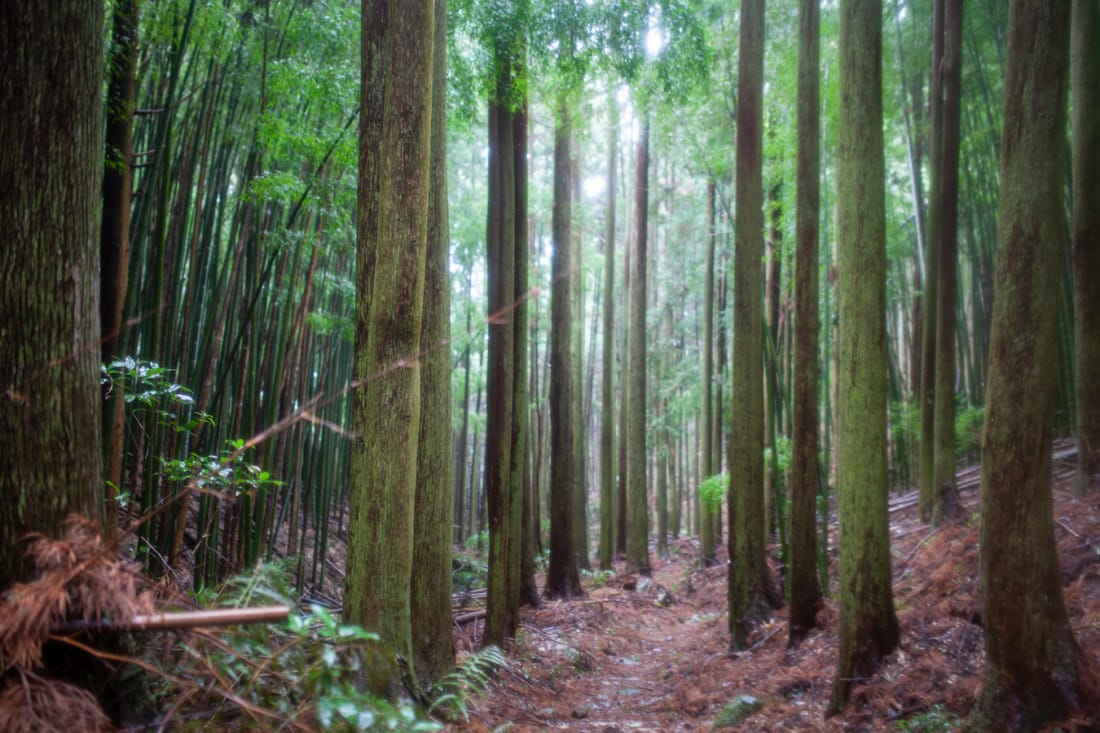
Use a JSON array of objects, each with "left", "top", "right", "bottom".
[
  {"left": 626, "top": 119, "right": 651, "bottom": 576},
  {"left": 514, "top": 103, "right": 541, "bottom": 609},
  {"left": 1072, "top": 0, "right": 1100, "bottom": 496},
  {"left": 547, "top": 97, "right": 582, "bottom": 600},
  {"left": 788, "top": 0, "right": 823, "bottom": 645},
  {"left": 971, "top": 2, "right": 1099, "bottom": 728},
  {"left": 931, "top": 0, "right": 963, "bottom": 524},
  {"left": 700, "top": 180, "right": 717, "bottom": 565},
  {"left": 345, "top": 0, "right": 434, "bottom": 669},
  {"left": 482, "top": 93, "right": 518, "bottom": 645},
  {"left": 919, "top": 0, "right": 945, "bottom": 523},
  {"left": 729, "top": 0, "right": 772, "bottom": 651},
  {"left": 410, "top": 0, "right": 454, "bottom": 685},
  {"left": 599, "top": 100, "right": 618, "bottom": 571},
  {"left": 828, "top": 0, "right": 899, "bottom": 714},
  {"left": 0, "top": 0, "right": 106, "bottom": 588},
  {"left": 101, "top": 0, "right": 138, "bottom": 362}
]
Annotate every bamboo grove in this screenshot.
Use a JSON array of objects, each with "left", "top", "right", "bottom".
[{"left": 17, "top": 0, "right": 1090, "bottom": 722}]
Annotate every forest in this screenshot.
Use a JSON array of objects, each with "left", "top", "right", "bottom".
[{"left": 0, "top": 0, "right": 1097, "bottom": 731}]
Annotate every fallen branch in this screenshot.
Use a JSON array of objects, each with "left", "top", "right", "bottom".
[{"left": 454, "top": 609, "right": 486, "bottom": 626}]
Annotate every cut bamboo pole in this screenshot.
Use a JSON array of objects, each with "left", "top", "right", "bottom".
[{"left": 56, "top": 605, "right": 290, "bottom": 633}]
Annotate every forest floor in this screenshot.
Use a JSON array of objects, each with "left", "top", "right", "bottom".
[{"left": 449, "top": 448, "right": 1100, "bottom": 732}]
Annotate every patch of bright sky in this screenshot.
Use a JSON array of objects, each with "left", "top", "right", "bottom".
[{"left": 582, "top": 174, "right": 605, "bottom": 199}]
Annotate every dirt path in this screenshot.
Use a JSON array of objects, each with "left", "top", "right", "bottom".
[
  {"left": 455, "top": 470, "right": 1099, "bottom": 732},
  {"left": 457, "top": 545, "right": 765, "bottom": 732}
]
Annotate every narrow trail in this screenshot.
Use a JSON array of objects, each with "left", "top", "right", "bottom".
[
  {"left": 457, "top": 546, "right": 771, "bottom": 732},
  {"left": 454, "top": 445, "right": 1098, "bottom": 732}
]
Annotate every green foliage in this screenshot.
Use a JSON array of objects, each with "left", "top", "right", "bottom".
[
  {"left": 463, "top": 530, "right": 490, "bottom": 554},
  {"left": 698, "top": 473, "right": 726, "bottom": 512},
  {"left": 896, "top": 704, "right": 960, "bottom": 732},
  {"left": 427, "top": 645, "right": 506, "bottom": 723},
  {"left": 102, "top": 357, "right": 211, "bottom": 433},
  {"left": 581, "top": 567, "right": 616, "bottom": 589},
  {"left": 162, "top": 438, "right": 284, "bottom": 498},
  {"left": 452, "top": 553, "right": 488, "bottom": 592},
  {"left": 954, "top": 402, "right": 984, "bottom": 459},
  {"left": 765, "top": 436, "right": 793, "bottom": 476},
  {"left": 890, "top": 399, "right": 921, "bottom": 448},
  {"left": 153, "top": 562, "right": 440, "bottom": 731}
]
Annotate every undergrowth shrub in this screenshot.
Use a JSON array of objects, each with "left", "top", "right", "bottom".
[
  {"left": 896, "top": 703, "right": 959, "bottom": 732},
  {"left": 150, "top": 562, "right": 439, "bottom": 731}
]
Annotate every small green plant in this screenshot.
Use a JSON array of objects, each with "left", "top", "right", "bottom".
[
  {"left": 428, "top": 645, "right": 506, "bottom": 723},
  {"left": 581, "top": 568, "right": 615, "bottom": 589},
  {"left": 452, "top": 554, "right": 487, "bottom": 593},
  {"left": 161, "top": 438, "right": 284, "bottom": 499},
  {"left": 698, "top": 473, "right": 727, "bottom": 512},
  {"left": 896, "top": 704, "right": 960, "bottom": 732},
  {"left": 463, "top": 530, "right": 489, "bottom": 554},
  {"left": 101, "top": 357, "right": 212, "bottom": 434}
]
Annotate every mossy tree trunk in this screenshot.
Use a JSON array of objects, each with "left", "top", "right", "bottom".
[
  {"left": 410, "top": 0, "right": 454, "bottom": 686},
  {"left": 970, "top": 2, "right": 1100, "bottom": 728},
  {"left": 344, "top": 0, "right": 434, "bottom": 676},
  {"left": 546, "top": 93, "right": 582, "bottom": 600},
  {"left": 483, "top": 88, "right": 519, "bottom": 645},
  {"left": 788, "top": 0, "right": 823, "bottom": 647},
  {"left": 0, "top": 0, "right": 106, "bottom": 588},
  {"left": 700, "top": 180, "right": 718, "bottom": 566},
  {"left": 598, "top": 100, "right": 618, "bottom": 571},
  {"left": 931, "top": 0, "right": 963, "bottom": 524},
  {"left": 1072, "top": 0, "right": 1100, "bottom": 496},
  {"left": 918, "top": 0, "right": 944, "bottom": 523},
  {"left": 626, "top": 118, "right": 651, "bottom": 577},
  {"left": 828, "top": 0, "right": 899, "bottom": 713},
  {"left": 515, "top": 101, "right": 541, "bottom": 609},
  {"left": 729, "top": 0, "right": 774, "bottom": 651}
]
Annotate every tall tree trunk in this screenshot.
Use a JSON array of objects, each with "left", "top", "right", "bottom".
[
  {"left": 599, "top": 99, "right": 618, "bottom": 570},
  {"left": 345, "top": 0, "right": 433, "bottom": 679},
  {"left": 931, "top": 0, "right": 963, "bottom": 524},
  {"left": 454, "top": 304, "right": 472, "bottom": 543},
  {"left": 729, "top": 0, "right": 774, "bottom": 651},
  {"left": 572, "top": 130, "right": 591, "bottom": 572},
  {"left": 788, "top": 0, "right": 823, "bottom": 646},
  {"left": 1072, "top": 0, "right": 1100, "bottom": 496},
  {"left": 971, "top": 3, "right": 1100, "bottom": 728},
  {"left": 513, "top": 101, "right": 539, "bottom": 609},
  {"left": 546, "top": 94, "right": 582, "bottom": 599},
  {"left": 828, "top": 0, "right": 899, "bottom": 713},
  {"left": 919, "top": 0, "right": 945, "bottom": 522},
  {"left": 700, "top": 180, "right": 717, "bottom": 565},
  {"left": 411, "top": 0, "right": 454, "bottom": 685},
  {"left": 764, "top": 180, "right": 783, "bottom": 540},
  {"left": 714, "top": 258, "right": 728, "bottom": 541},
  {"left": 483, "top": 92, "right": 518, "bottom": 644},
  {"left": 616, "top": 202, "right": 632, "bottom": 557},
  {"left": 0, "top": 0, "right": 106, "bottom": 587},
  {"left": 626, "top": 118, "right": 651, "bottom": 576},
  {"left": 100, "top": 0, "right": 139, "bottom": 522}
]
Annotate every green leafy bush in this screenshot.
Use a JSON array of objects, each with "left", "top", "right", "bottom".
[
  {"left": 698, "top": 473, "right": 726, "bottom": 512},
  {"left": 954, "top": 403, "right": 984, "bottom": 459}
]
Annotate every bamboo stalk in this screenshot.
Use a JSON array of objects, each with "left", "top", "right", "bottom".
[{"left": 55, "top": 605, "right": 290, "bottom": 633}]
